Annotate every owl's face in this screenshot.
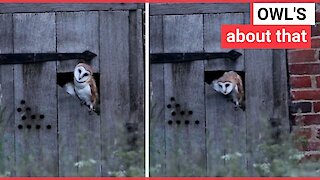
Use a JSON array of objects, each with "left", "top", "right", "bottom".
[
  {"left": 74, "top": 65, "right": 91, "bottom": 83},
  {"left": 213, "top": 81, "right": 234, "bottom": 95}
]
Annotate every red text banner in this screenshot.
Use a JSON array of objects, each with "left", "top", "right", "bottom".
[{"left": 221, "top": 24, "right": 311, "bottom": 49}]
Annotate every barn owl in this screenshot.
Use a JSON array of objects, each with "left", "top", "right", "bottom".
[
  {"left": 64, "top": 63, "right": 99, "bottom": 114},
  {"left": 211, "top": 71, "right": 245, "bottom": 110}
]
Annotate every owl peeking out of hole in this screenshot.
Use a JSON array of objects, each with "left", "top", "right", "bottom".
[
  {"left": 63, "top": 62, "right": 99, "bottom": 115},
  {"left": 211, "top": 71, "right": 245, "bottom": 111}
]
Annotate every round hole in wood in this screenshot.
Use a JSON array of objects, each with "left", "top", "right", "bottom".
[
  {"left": 31, "top": 115, "right": 36, "bottom": 120},
  {"left": 26, "top": 125, "right": 31, "bottom": 129},
  {"left": 175, "top": 104, "right": 180, "bottom": 108},
  {"left": 195, "top": 120, "right": 200, "bottom": 125},
  {"left": 21, "top": 116, "right": 26, "bottom": 120},
  {"left": 40, "top": 115, "right": 45, "bottom": 119},
  {"left": 170, "top": 97, "right": 175, "bottom": 101},
  {"left": 26, "top": 107, "right": 31, "bottom": 111},
  {"left": 167, "top": 104, "right": 172, "bottom": 109},
  {"left": 36, "top": 125, "right": 41, "bottom": 129},
  {"left": 17, "top": 125, "right": 23, "bottom": 129},
  {"left": 185, "top": 120, "right": 190, "bottom": 125},
  {"left": 188, "top": 111, "right": 193, "bottom": 115},
  {"left": 46, "top": 125, "right": 52, "bottom": 129},
  {"left": 180, "top": 111, "right": 185, "bottom": 115},
  {"left": 168, "top": 120, "right": 173, "bottom": 125},
  {"left": 20, "top": 100, "right": 25, "bottom": 105},
  {"left": 171, "top": 111, "right": 176, "bottom": 116},
  {"left": 17, "top": 108, "right": 22, "bottom": 112},
  {"left": 176, "top": 120, "right": 181, "bottom": 125}
]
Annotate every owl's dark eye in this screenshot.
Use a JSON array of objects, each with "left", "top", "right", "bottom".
[
  {"left": 218, "top": 84, "right": 222, "bottom": 88},
  {"left": 83, "top": 73, "right": 89, "bottom": 77},
  {"left": 225, "top": 84, "right": 230, "bottom": 88},
  {"left": 78, "top": 69, "right": 81, "bottom": 73}
]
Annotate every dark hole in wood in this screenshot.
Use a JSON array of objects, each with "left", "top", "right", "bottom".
[
  {"left": 36, "top": 125, "right": 41, "bottom": 129},
  {"left": 188, "top": 111, "right": 193, "bottom": 115},
  {"left": 168, "top": 120, "right": 173, "bottom": 125},
  {"left": 175, "top": 104, "right": 180, "bottom": 108},
  {"left": 20, "top": 100, "right": 25, "bottom": 105},
  {"left": 176, "top": 120, "right": 181, "bottom": 125},
  {"left": 17, "top": 108, "right": 22, "bottom": 112},
  {"left": 57, "top": 72, "right": 100, "bottom": 92},
  {"left": 185, "top": 120, "right": 190, "bottom": 125},
  {"left": 18, "top": 125, "right": 23, "bottom": 129},
  {"left": 125, "top": 122, "right": 138, "bottom": 133},
  {"left": 170, "top": 97, "right": 175, "bottom": 101},
  {"left": 26, "top": 107, "right": 31, "bottom": 111},
  {"left": 180, "top": 111, "right": 185, "bottom": 115},
  {"left": 171, "top": 111, "right": 176, "bottom": 116},
  {"left": 40, "top": 115, "right": 45, "bottom": 119},
  {"left": 21, "top": 116, "right": 26, "bottom": 120},
  {"left": 195, "top": 120, "right": 200, "bottom": 125},
  {"left": 31, "top": 115, "right": 36, "bottom": 120},
  {"left": 204, "top": 71, "right": 246, "bottom": 92},
  {"left": 26, "top": 125, "right": 31, "bottom": 129},
  {"left": 167, "top": 104, "right": 172, "bottom": 108},
  {"left": 46, "top": 125, "right": 52, "bottom": 129}
]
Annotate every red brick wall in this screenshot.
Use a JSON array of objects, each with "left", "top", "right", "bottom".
[{"left": 289, "top": 10, "right": 320, "bottom": 155}]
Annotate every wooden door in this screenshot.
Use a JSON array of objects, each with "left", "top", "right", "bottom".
[
  {"left": 0, "top": 4, "right": 144, "bottom": 177},
  {"left": 150, "top": 3, "right": 289, "bottom": 176}
]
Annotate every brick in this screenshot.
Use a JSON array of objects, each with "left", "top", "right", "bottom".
[
  {"left": 312, "top": 36, "right": 320, "bottom": 48},
  {"left": 289, "top": 64, "right": 320, "bottom": 75},
  {"left": 288, "top": 50, "right": 318, "bottom": 63},
  {"left": 316, "top": 76, "right": 320, "bottom": 88},
  {"left": 301, "top": 141, "right": 320, "bottom": 151},
  {"left": 314, "top": 102, "right": 320, "bottom": 113},
  {"left": 294, "top": 127, "right": 312, "bottom": 140},
  {"left": 295, "top": 114, "right": 320, "bottom": 126},
  {"left": 291, "top": 90, "right": 320, "bottom": 100},
  {"left": 291, "top": 102, "right": 312, "bottom": 113},
  {"left": 317, "top": 12, "right": 320, "bottom": 22},
  {"left": 290, "top": 76, "right": 312, "bottom": 88},
  {"left": 312, "top": 24, "right": 320, "bottom": 37},
  {"left": 303, "top": 153, "right": 320, "bottom": 162}
]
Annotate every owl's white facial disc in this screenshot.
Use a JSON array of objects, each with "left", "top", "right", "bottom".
[
  {"left": 219, "top": 82, "right": 234, "bottom": 95},
  {"left": 74, "top": 66, "right": 90, "bottom": 83}
]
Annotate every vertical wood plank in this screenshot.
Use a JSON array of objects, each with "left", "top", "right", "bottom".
[
  {"left": 99, "top": 11, "right": 131, "bottom": 176},
  {"left": 163, "top": 14, "right": 206, "bottom": 176},
  {"left": 56, "top": 11, "right": 101, "bottom": 177},
  {"left": 128, "top": 9, "right": 144, "bottom": 176},
  {"left": 56, "top": 11, "right": 99, "bottom": 72},
  {"left": 150, "top": 15, "right": 166, "bottom": 176},
  {"left": 245, "top": 49, "right": 274, "bottom": 175},
  {"left": 204, "top": 13, "right": 244, "bottom": 71},
  {"left": 13, "top": 13, "right": 58, "bottom": 176},
  {"left": 0, "top": 14, "right": 15, "bottom": 176},
  {"left": 204, "top": 13, "right": 247, "bottom": 176}
]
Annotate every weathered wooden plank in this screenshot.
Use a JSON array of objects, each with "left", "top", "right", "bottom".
[
  {"left": 245, "top": 49, "right": 274, "bottom": 175},
  {"left": 150, "top": 15, "right": 166, "bottom": 176},
  {"left": 204, "top": 12, "right": 246, "bottom": 176},
  {"left": 272, "top": 50, "right": 290, "bottom": 132},
  {"left": 57, "top": 11, "right": 101, "bottom": 177},
  {"left": 13, "top": 13, "right": 58, "bottom": 176},
  {"left": 0, "top": 3, "right": 144, "bottom": 13},
  {"left": 150, "top": 3, "right": 250, "bottom": 15},
  {"left": 163, "top": 14, "right": 206, "bottom": 176},
  {"left": 126, "top": 9, "right": 144, "bottom": 176},
  {"left": 99, "top": 11, "right": 131, "bottom": 176},
  {"left": 204, "top": 13, "right": 244, "bottom": 71},
  {"left": 56, "top": 11, "right": 99, "bottom": 72},
  {"left": 0, "top": 14, "right": 15, "bottom": 176}
]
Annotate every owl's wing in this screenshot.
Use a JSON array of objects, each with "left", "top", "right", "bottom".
[
  {"left": 63, "top": 82, "right": 76, "bottom": 96},
  {"left": 235, "top": 75, "right": 244, "bottom": 95},
  {"left": 89, "top": 78, "right": 99, "bottom": 104}
]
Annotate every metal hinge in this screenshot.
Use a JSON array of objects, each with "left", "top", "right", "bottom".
[
  {"left": 150, "top": 50, "right": 242, "bottom": 64},
  {"left": 0, "top": 50, "right": 96, "bottom": 65}
]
